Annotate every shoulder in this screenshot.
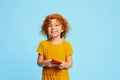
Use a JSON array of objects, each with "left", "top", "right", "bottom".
[
  {"left": 63, "top": 40, "right": 72, "bottom": 46},
  {"left": 38, "top": 40, "right": 48, "bottom": 45},
  {"left": 40, "top": 40, "right": 47, "bottom": 43}
]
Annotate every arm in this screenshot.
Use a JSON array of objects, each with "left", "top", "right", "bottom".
[
  {"left": 37, "top": 54, "right": 57, "bottom": 67},
  {"left": 37, "top": 54, "right": 50, "bottom": 67},
  {"left": 65, "top": 55, "right": 73, "bottom": 68},
  {"left": 59, "top": 56, "right": 73, "bottom": 69}
]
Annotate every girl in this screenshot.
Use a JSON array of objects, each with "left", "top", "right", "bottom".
[{"left": 36, "top": 13, "right": 73, "bottom": 80}]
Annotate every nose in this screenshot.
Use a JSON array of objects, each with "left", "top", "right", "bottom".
[{"left": 51, "top": 25, "right": 55, "bottom": 29}]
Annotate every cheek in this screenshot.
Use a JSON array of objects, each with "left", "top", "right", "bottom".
[
  {"left": 46, "top": 28, "right": 50, "bottom": 34},
  {"left": 61, "top": 26, "right": 64, "bottom": 32},
  {"left": 60, "top": 28, "right": 64, "bottom": 32},
  {"left": 61, "top": 28, "right": 64, "bottom": 32},
  {"left": 58, "top": 26, "right": 63, "bottom": 31},
  {"left": 47, "top": 30, "right": 51, "bottom": 34},
  {"left": 47, "top": 28, "right": 51, "bottom": 31}
]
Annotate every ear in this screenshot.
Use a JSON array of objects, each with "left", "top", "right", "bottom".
[
  {"left": 61, "top": 27, "right": 64, "bottom": 32},
  {"left": 61, "top": 29, "right": 64, "bottom": 32}
]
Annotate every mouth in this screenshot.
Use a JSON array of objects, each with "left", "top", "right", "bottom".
[{"left": 51, "top": 31, "right": 58, "bottom": 34}]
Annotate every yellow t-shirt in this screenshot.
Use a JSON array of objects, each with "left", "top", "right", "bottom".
[{"left": 36, "top": 40, "right": 73, "bottom": 78}]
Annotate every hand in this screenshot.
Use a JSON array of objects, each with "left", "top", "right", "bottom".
[
  {"left": 49, "top": 61, "right": 58, "bottom": 67},
  {"left": 42, "top": 60, "right": 51, "bottom": 67},
  {"left": 44, "top": 60, "right": 57, "bottom": 67},
  {"left": 58, "top": 62, "right": 65, "bottom": 69}
]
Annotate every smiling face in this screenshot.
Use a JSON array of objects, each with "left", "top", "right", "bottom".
[{"left": 47, "top": 19, "right": 64, "bottom": 39}]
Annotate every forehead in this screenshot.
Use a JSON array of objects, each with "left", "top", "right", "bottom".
[{"left": 49, "top": 19, "right": 60, "bottom": 24}]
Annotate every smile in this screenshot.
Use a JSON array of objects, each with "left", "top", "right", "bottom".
[{"left": 51, "top": 31, "right": 58, "bottom": 34}]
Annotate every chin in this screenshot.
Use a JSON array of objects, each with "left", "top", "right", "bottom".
[{"left": 50, "top": 35, "right": 60, "bottom": 38}]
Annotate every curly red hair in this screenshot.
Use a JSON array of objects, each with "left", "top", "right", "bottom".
[{"left": 41, "top": 13, "right": 70, "bottom": 39}]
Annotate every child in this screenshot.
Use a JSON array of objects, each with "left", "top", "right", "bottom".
[{"left": 36, "top": 13, "right": 73, "bottom": 80}]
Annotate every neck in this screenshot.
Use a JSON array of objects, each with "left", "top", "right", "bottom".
[{"left": 48, "top": 36, "right": 63, "bottom": 44}]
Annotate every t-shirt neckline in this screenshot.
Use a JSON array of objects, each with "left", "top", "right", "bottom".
[{"left": 46, "top": 39, "right": 64, "bottom": 46}]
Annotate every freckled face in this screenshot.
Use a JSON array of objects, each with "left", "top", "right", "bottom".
[{"left": 47, "top": 19, "right": 64, "bottom": 38}]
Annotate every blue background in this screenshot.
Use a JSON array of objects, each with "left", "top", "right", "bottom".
[{"left": 0, "top": 0, "right": 120, "bottom": 80}]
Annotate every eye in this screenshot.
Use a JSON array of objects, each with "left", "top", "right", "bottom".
[
  {"left": 48, "top": 24, "right": 52, "bottom": 27},
  {"left": 55, "top": 24, "right": 59, "bottom": 26}
]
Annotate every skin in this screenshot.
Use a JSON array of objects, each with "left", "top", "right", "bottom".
[{"left": 37, "top": 19, "right": 73, "bottom": 69}]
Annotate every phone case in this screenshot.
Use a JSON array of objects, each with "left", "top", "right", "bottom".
[{"left": 52, "top": 59, "right": 62, "bottom": 65}]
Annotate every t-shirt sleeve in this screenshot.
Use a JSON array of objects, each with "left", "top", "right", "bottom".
[
  {"left": 36, "top": 42, "right": 44, "bottom": 55},
  {"left": 65, "top": 42, "right": 73, "bottom": 57}
]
